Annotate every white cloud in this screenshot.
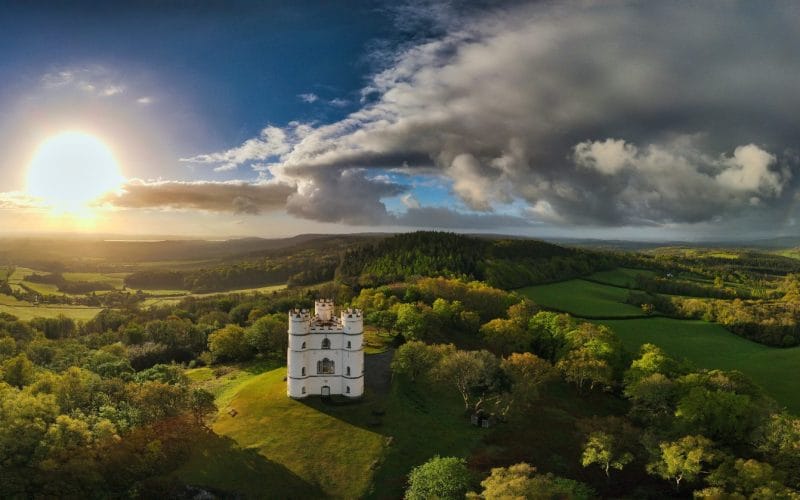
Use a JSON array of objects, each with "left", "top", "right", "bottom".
[
  {"left": 298, "top": 93, "right": 319, "bottom": 103},
  {"left": 180, "top": 126, "right": 293, "bottom": 172},
  {"left": 136, "top": 96, "right": 153, "bottom": 105},
  {"left": 574, "top": 139, "right": 638, "bottom": 175}
]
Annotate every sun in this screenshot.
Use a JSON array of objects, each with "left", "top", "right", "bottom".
[{"left": 27, "top": 131, "right": 124, "bottom": 214}]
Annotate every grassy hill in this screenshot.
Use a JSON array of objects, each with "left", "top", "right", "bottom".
[{"left": 178, "top": 354, "right": 482, "bottom": 498}]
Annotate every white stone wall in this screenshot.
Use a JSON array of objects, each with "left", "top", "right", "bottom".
[{"left": 287, "top": 302, "right": 364, "bottom": 398}]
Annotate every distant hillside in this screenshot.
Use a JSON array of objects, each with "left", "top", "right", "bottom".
[{"left": 337, "top": 231, "right": 618, "bottom": 288}]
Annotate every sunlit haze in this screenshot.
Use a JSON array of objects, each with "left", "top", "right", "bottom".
[{"left": 27, "top": 131, "right": 123, "bottom": 215}]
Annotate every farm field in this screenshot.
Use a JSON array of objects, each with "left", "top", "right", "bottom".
[
  {"left": 179, "top": 358, "right": 481, "bottom": 498},
  {"left": 519, "top": 279, "right": 644, "bottom": 317},
  {"left": 525, "top": 272, "right": 800, "bottom": 413},
  {"left": 585, "top": 267, "right": 655, "bottom": 287},
  {"left": 600, "top": 317, "right": 800, "bottom": 414},
  {"left": 0, "top": 294, "right": 103, "bottom": 321}
]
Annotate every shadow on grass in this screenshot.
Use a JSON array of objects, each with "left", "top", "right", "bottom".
[
  {"left": 295, "top": 349, "right": 396, "bottom": 431},
  {"left": 177, "top": 430, "right": 325, "bottom": 499}
]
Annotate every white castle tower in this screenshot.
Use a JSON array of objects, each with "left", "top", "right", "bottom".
[{"left": 287, "top": 299, "right": 364, "bottom": 398}]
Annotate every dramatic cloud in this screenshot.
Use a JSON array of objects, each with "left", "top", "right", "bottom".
[
  {"left": 183, "top": 1, "right": 800, "bottom": 230},
  {"left": 180, "top": 126, "right": 292, "bottom": 172},
  {"left": 102, "top": 179, "right": 294, "bottom": 214}
]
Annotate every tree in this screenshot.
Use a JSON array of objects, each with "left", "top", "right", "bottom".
[
  {"left": 480, "top": 319, "right": 530, "bottom": 357},
  {"left": 499, "top": 352, "right": 554, "bottom": 415},
  {"left": 647, "top": 435, "right": 717, "bottom": 491},
  {"left": 246, "top": 315, "right": 287, "bottom": 355},
  {"left": 434, "top": 350, "right": 500, "bottom": 411},
  {"left": 581, "top": 431, "right": 634, "bottom": 479},
  {"left": 208, "top": 324, "right": 254, "bottom": 362},
  {"left": 624, "top": 373, "right": 678, "bottom": 426},
  {"left": 674, "top": 386, "right": 762, "bottom": 445},
  {"left": 189, "top": 388, "right": 217, "bottom": 428},
  {"left": 624, "top": 343, "right": 679, "bottom": 385},
  {"left": 703, "top": 458, "right": 798, "bottom": 498},
  {"left": 507, "top": 299, "right": 538, "bottom": 329},
  {"left": 473, "top": 462, "right": 593, "bottom": 500},
  {"left": 2, "top": 353, "right": 36, "bottom": 388},
  {"left": 557, "top": 350, "right": 613, "bottom": 393},
  {"left": 405, "top": 456, "right": 471, "bottom": 500},
  {"left": 391, "top": 341, "right": 453, "bottom": 382},
  {"left": 395, "top": 303, "right": 432, "bottom": 341}
]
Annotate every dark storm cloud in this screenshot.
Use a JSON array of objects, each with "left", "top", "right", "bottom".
[
  {"left": 102, "top": 179, "right": 294, "bottom": 214},
  {"left": 188, "top": 1, "right": 800, "bottom": 230}
]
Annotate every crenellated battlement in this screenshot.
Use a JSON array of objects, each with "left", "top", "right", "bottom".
[{"left": 340, "top": 308, "right": 363, "bottom": 319}]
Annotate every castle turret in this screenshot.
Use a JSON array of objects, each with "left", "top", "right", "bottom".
[{"left": 315, "top": 299, "right": 334, "bottom": 322}]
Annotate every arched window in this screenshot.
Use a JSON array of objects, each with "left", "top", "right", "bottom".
[
  {"left": 347, "top": 341, "right": 351, "bottom": 349},
  {"left": 346, "top": 366, "right": 351, "bottom": 376},
  {"left": 317, "top": 358, "right": 335, "bottom": 374},
  {"left": 321, "top": 338, "right": 331, "bottom": 349},
  {"left": 301, "top": 342, "right": 306, "bottom": 349},
  {"left": 301, "top": 387, "right": 306, "bottom": 394},
  {"left": 346, "top": 386, "right": 350, "bottom": 394},
  {"left": 301, "top": 367, "right": 306, "bottom": 376}
]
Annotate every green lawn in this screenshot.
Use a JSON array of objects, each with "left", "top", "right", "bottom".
[
  {"left": 519, "top": 279, "right": 644, "bottom": 317},
  {"left": 599, "top": 317, "right": 800, "bottom": 414},
  {"left": 179, "top": 357, "right": 482, "bottom": 499},
  {"left": 586, "top": 268, "right": 655, "bottom": 288}
]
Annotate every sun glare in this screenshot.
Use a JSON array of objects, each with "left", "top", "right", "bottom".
[{"left": 27, "top": 131, "right": 124, "bottom": 215}]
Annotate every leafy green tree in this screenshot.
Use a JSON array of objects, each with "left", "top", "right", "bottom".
[
  {"left": 703, "top": 457, "right": 798, "bottom": 498},
  {"left": 391, "top": 341, "right": 454, "bottom": 382},
  {"left": 0, "top": 336, "right": 16, "bottom": 360},
  {"left": 624, "top": 343, "right": 680, "bottom": 385},
  {"left": 581, "top": 431, "right": 634, "bottom": 478},
  {"left": 757, "top": 413, "right": 800, "bottom": 488},
  {"left": 500, "top": 352, "right": 554, "bottom": 414},
  {"left": 480, "top": 319, "right": 530, "bottom": 357},
  {"left": 246, "top": 315, "right": 287, "bottom": 355},
  {"left": 506, "top": 299, "right": 538, "bottom": 329},
  {"left": 189, "top": 388, "right": 217, "bottom": 428},
  {"left": 2, "top": 353, "right": 36, "bottom": 388},
  {"left": 0, "top": 383, "right": 59, "bottom": 468},
  {"left": 405, "top": 456, "right": 472, "bottom": 500},
  {"left": 647, "top": 435, "right": 718, "bottom": 492},
  {"left": 208, "top": 324, "right": 254, "bottom": 362},
  {"left": 434, "top": 349, "right": 500, "bottom": 411},
  {"left": 674, "top": 386, "right": 762, "bottom": 445},
  {"left": 624, "top": 373, "right": 679, "bottom": 426},
  {"left": 472, "top": 462, "right": 593, "bottom": 499}
]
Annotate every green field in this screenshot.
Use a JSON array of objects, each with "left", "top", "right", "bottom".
[
  {"left": 600, "top": 317, "right": 800, "bottom": 414},
  {"left": 519, "top": 279, "right": 644, "bottom": 317},
  {"left": 523, "top": 273, "right": 800, "bottom": 414},
  {"left": 62, "top": 272, "right": 129, "bottom": 288},
  {"left": 179, "top": 358, "right": 481, "bottom": 498},
  {"left": 586, "top": 267, "right": 655, "bottom": 287},
  {"left": 0, "top": 298, "right": 103, "bottom": 321}
]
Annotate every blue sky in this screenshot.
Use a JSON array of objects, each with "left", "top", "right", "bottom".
[{"left": 1, "top": 1, "right": 799, "bottom": 240}]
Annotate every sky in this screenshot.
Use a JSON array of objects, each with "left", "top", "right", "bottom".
[{"left": 1, "top": 0, "right": 800, "bottom": 241}]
